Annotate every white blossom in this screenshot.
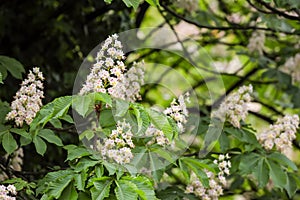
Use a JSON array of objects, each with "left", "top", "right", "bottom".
[
  {"left": 146, "top": 124, "right": 170, "bottom": 146},
  {"left": 258, "top": 114, "right": 299, "bottom": 155},
  {"left": 213, "top": 85, "right": 253, "bottom": 128},
  {"left": 97, "top": 120, "right": 134, "bottom": 164},
  {"left": 281, "top": 53, "right": 300, "bottom": 83},
  {"left": 164, "top": 93, "right": 190, "bottom": 132},
  {"left": 185, "top": 154, "right": 231, "bottom": 200},
  {"left": 6, "top": 67, "right": 44, "bottom": 127},
  {"left": 247, "top": 31, "right": 265, "bottom": 55},
  {"left": 80, "top": 34, "right": 145, "bottom": 102},
  {"left": 0, "top": 184, "right": 17, "bottom": 200}
]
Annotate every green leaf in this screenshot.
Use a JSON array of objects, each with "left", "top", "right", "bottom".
[
  {"left": 148, "top": 151, "right": 164, "bottom": 182},
  {"left": 113, "top": 98, "right": 129, "bottom": 117},
  {"left": 74, "top": 157, "right": 99, "bottom": 172},
  {"left": 95, "top": 92, "right": 112, "bottom": 107},
  {"left": 253, "top": 159, "right": 269, "bottom": 188},
  {"left": 145, "top": 0, "right": 159, "bottom": 6},
  {"left": 49, "top": 118, "right": 62, "bottom": 128},
  {"left": 72, "top": 94, "right": 93, "bottom": 117},
  {"left": 33, "top": 136, "right": 47, "bottom": 155},
  {"left": 2, "top": 132, "right": 18, "bottom": 154},
  {"left": 115, "top": 179, "right": 138, "bottom": 200},
  {"left": 239, "top": 153, "right": 260, "bottom": 174},
  {"left": 268, "top": 152, "right": 297, "bottom": 171},
  {"left": 39, "top": 129, "right": 63, "bottom": 146},
  {"left": 130, "top": 176, "right": 156, "bottom": 200},
  {"left": 10, "top": 128, "right": 31, "bottom": 139},
  {"left": 147, "top": 108, "right": 173, "bottom": 141},
  {"left": 181, "top": 158, "right": 211, "bottom": 187},
  {"left": 0, "top": 56, "right": 25, "bottom": 79},
  {"left": 122, "top": 0, "right": 141, "bottom": 10},
  {"left": 104, "top": 0, "right": 113, "bottom": 3},
  {"left": 267, "top": 159, "right": 287, "bottom": 188},
  {"left": 20, "top": 136, "right": 32, "bottom": 146},
  {"left": 48, "top": 174, "right": 74, "bottom": 198},
  {"left": 52, "top": 96, "right": 72, "bottom": 118},
  {"left": 99, "top": 109, "right": 115, "bottom": 128},
  {"left": 65, "top": 145, "right": 91, "bottom": 161},
  {"left": 74, "top": 172, "right": 87, "bottom": 191},
  {"left": 285, "top": 173, "right": 297, "bottom": 198},
  {"left": 59, "top": 181, "right": 78, "bottom": 200},
  {"left": 91, "top": 177, "right": 112, "bottom": 200},
  {"left": 131, "top": 103, "right": 150, "bottom": 135},
  {"left": 79, "top": 129, "right": 95, "bottom": 141}
]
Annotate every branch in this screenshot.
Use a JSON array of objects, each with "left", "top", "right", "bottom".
[
  {"left": 257, "top": 0, "right": 300, "bottom": 21},
  {"left": 160, "top": 3, "right": 300, "bottom": 35}
]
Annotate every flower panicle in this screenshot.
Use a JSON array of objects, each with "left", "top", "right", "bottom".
[
  {"left": 97, "top": 120, "right": 134, "bottom": 164},
  {"left": 6, "top": 67, "right": 44, "bottom": 127},
  {"left": 0, "top": 184, "right": 17, "bottom": 200},
  {"left": 258, "top": 114, "right": 299, "bottom": 155},
  {"left": 213, "top": 84, "right": 253, "bottom": 128}
]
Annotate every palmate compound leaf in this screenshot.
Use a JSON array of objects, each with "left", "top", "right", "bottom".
[{"left": 91, "top": 177, "right": 113, "bottom": 200}]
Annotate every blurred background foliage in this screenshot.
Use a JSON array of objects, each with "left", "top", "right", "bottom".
[{"left": 1, "top": 0, "right": 300, "bottom": 199}]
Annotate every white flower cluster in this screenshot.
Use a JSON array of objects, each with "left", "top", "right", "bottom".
[
  {"left": 113, "top": 61, "right": 145, "bottom": 102},
  {"left": 6, "top": 67, "right": 44, "bottom": 127},
  {"left": 146, "top": 124, "right": 170, "bottom": 146},
  {"left": 98, "top": 120, "right": 134, "bottom": 164},
  {"left": 213, "top": 85, "right": 253, "bottom": 128},
  {"left": 164, "top": 93, "right": 190, "bottom": 133},
  {"left": 185, "top": 154, "right": 231, "bottom": 200},
  {"left": 80, "top": 34, "right": 145, "bottom": 102},
  {"left": 175, "top": 0, "right": 199, "bottom": 12},
  {"left": 281, "top": 53, "right": 300, "bottom": 83},
  {"left": 247, "top": 31, "right": 265, "bottom": 55},
  {"left": 0, "top": 185, "right": 17, "bottom": 200},
  {"left": 258, "top": 114, "right": 299, "bottom": 154},
  {"left": 80, "top": 34, "right": 126, "bottom": 95}
]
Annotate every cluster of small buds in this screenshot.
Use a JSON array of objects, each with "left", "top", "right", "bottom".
[
  {"left": 185, "top": 154, "right": 231, "bottom": 200},
  {"left": 112, "top": 61, "right": 145, "bottom": 102},
  {"left": 247, "top": 31, "right": 265, "bottom": 55},
  {"left": 164, "top": 93, "right": 190, "bottom": 133},
  {"left": 213, "top": 85, "right": 253, "bottom": 128},
  {"left": 97, "top": 120, "right": 135, "bottom": 164},
  {"left": 281, "top": 53, "right": 300, "bottom": 83},
  {"left": 80, "top": 34, "right": 126, "bottom": 96},
  {"left": 175, "top": 0, "right": 199, "bottom": 12},
  {"left": 258, "top": 114, "right": 299, "bottom": 155},
  {"left": 0, "top": 185, "right": 17, "bottom": 200},
  {"left": 6, "top": 67, "right": 44, "bottom": 127},
  {"left": 145, "top": 124, "right": 170, "bottom": 146}
]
